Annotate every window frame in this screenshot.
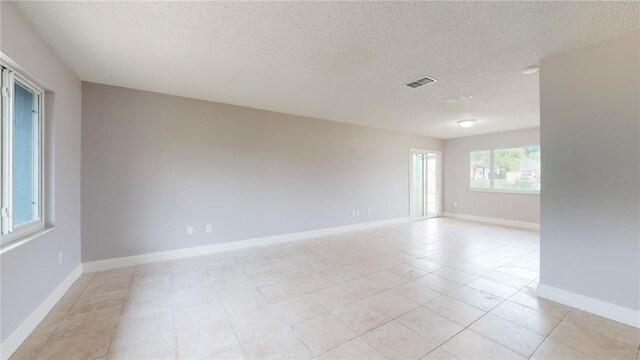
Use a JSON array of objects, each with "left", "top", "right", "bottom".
[
  {"left": 1, "top": 64, "right": 46, "bottom": 246},
  {"left": 467, "top": 145, "right": 541, "bottom": 195}
]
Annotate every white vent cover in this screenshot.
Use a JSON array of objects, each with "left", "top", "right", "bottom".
[
  {"left": 405, "top": 75, "right": 437, "bottom": 88},
  {"left": 442, "top": 94, "right": 473, "bottom": 103}
]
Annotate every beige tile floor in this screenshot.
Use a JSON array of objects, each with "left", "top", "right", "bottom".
[{"left": 10, "top": 218, "right": 640, "bottom": 360}]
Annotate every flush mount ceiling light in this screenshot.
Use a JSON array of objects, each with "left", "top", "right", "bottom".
[
  {"left": 457, "top": 119, "right": 476, "bottom": 128},
  {"left": 404, "top": 75, "right": 438, "bottom": 88},
  {"left": 522, "top": 65, "right": 539, "bottom": 75}
]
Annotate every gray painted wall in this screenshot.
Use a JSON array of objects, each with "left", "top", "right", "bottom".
[
  {"left": 539, "top": 29, "right": 640, "bottom": 311},
  {"left": 443, "top": 128, "right": 540, "bottom": 224},
  {"left": 0, "top": 2, "right": 82, "bottom": 342},
  {"left": 81, "top": 83, "right": 442, "bottom": 262}
]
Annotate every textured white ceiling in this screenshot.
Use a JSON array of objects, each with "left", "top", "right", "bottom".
[{"left": 15, "top": 1, "right": 639, "bottom": 138}]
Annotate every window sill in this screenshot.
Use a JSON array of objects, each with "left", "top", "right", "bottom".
[
  {"left": 0, "top": 226, "right": 57, "bottom": 254},
  {"left": 467, "top": 188, "right": 540, "bottom": 195}
]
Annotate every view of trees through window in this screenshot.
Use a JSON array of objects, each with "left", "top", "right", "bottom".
[
  {"left": 469, "top": 150, "right": 491, "bottom": 189},
  {"left": 1, "top": 67, "right": 45, "bottom": 245},
  {"left": 469, "top": 146, "right": 540, "bottom": 192}
]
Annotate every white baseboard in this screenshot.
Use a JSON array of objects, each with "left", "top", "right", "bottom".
[
  {"left": 443, "top": 212, "right": 540, "bottom": 231},
  {"left": 537, "top": 282, "right": 640, "bottom": 328},
  {"left": 1, "top": 265, "right": 82, "bottom": 360},
  {"left": 82, "top": 217, "right": 413, "bottom": 273}
]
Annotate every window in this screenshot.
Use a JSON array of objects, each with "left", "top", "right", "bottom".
[
  {"left": 469, "top": 150, "right": 491, "bottom": 189},
  {"left": 469, "top": 146, "right": 540, "bottom": 193},
  {"left": 1, "top": 66, "right": 45, "bottom": 245}
]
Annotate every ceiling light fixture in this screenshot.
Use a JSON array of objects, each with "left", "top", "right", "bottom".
[
  {"left": 457, "top": 119, "right": 476, "bottom": 128},
  {"left": 522, "top": 65, "right": 539, "bottom": 75}
]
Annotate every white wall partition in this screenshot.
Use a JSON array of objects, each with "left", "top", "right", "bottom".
[{"left": 539, "top": 29, "right": 640, "bottom": 327}]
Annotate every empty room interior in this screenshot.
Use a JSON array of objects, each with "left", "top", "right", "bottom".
[{"left": 1, "top": 1, "right": 639, "bottom": 359}]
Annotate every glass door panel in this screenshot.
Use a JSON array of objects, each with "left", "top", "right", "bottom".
[
  {"left": 412, "top": 153, "right": 426, "bottom": 217},
  {"left": 411, "top": 150, "right": 439, "bottom": 218},
  {"left": 426, "top": 153, "right": 437, "bottom": 217}
]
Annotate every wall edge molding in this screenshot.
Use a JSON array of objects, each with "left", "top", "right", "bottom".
[
  {"left": 443, "top": 212, "right": 540, "bottom": 230},
  {"left": 1, "top": 265, "right": 83, "bottom": 360},
  {"left": 82, "top": 217, "right": 413, "bottom": 273},
  {"left": 537, "top": 282, "right": 640, "bottom": 328}
]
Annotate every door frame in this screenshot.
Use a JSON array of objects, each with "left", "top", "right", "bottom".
[{"left": 409, "top": 148, "right": 442, "bottom": 219}]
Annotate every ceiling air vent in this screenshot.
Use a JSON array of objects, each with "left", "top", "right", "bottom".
[
  {"left": 405, "top": 75, "right": 437, "bottom": 88},
  {"left": 442, "top": 94, "right": 473, "bottom": 103}
]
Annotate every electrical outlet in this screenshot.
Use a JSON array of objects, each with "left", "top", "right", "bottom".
[
  {"left": 58, "top": 251, "right": 63, "bottom": 265},
  {"left": 367, "top": 209, "right": 372, "bottom": 215},
  {"left": 453, "top": 202, "right": 458, "bottom": 208},
  {"left": 352, "top": 210, "right": 356, "bottom": 216},
  {"left": 355, "top": 210, "right": 360, "bottom": 216},
  {"left": 187, "top": 226, "right": 194, "bottom": 235},
  {"left": 206, "top": 224, "right": 212, "bottom": 233}
]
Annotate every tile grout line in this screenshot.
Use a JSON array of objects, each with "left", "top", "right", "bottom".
[
  {"left": 244, "top": 228, "right": 538, "bottom": 359},
  {"left": 31, "top": 272, "right": 96, "bottom": 360},
  {"left": 202, "top": 265, "right": 247, "bottom": 359},
  {"left": 436, "top": 280, "right": 535, "bottom": 355},
  {"left": 311, "top": 265, "right": 457, "bottom": 358},
  {"left": 270, "top": 225, "right": 516, "bottom": 353},
  {"left": 221, "top": 266, "right": 256, "bottom": 360},
  {"left": 525, "top": 309, "right": 570, "bottom": 359},
  {"left": 246, "top": 262, "right": 317, "bottom": 357},
  {"left": 170, "top": 267, "right": 179, "bottom": 360},
  {"left": 340, "top": 258, "right": 496, "bottom": 357},
  {"left": 411, "top": 275, "right": 544, "bottom": 358},
  {"left": 357, "top": 313, "right": 437, "bottom": 359},
  {"left": 102, "top": 269, "right": 135, "bottom": 358}
]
